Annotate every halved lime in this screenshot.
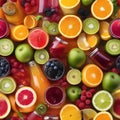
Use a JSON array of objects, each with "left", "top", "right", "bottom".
[
  {"left": 92, "top": 90, "right": 113, "bottom": 111},
  {"left": 0, "top": 77, "right": 16, "bottom": 94},
  {"left": 66, "top": 69, "right": 81, "bottom": 85}
]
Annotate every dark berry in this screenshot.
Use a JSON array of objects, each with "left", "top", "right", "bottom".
[
  {"left": 77, "top": 7, "right": 90, "bottom": 20},
  {"left": 21, "top": 0, "right": 26, "bottom": 7},
  {"left": 44, "top": 7, "right": 56, "bottom": 17}
]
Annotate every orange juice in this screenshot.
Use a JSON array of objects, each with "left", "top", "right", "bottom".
[
  {"left": 28, "top": 61, "right": 50, "bottom": 103},
  {"left": 59, "top": 0, "right": 80, "bottom": 15}
]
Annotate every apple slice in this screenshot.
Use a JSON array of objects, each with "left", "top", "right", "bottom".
[{"left": 0, "top": 93, "right": 11, "bottom": 119}]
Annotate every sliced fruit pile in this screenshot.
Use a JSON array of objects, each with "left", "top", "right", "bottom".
[{"left": 0, "top": 0, "right": 120, "bottom": 120}]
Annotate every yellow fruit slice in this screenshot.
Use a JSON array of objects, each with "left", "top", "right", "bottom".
[
  {"left": 91, "top": 0, "right": 113, "bottom": 20},
  {"left": 24, "top": 15, "right": 38, "bottom": 29},
  {"left": 94, "top": 111, "right": 113, "bottom": 120},
  {"left": 60, "top": 104, "right": 82, "bottom": 120},
  {"left": 11, "top": 25, "right": 29, "bottom": 42},
  {"left": 82, "top": 64, "right": 103, "bottom": 87},
  {"left": 99, "top": 21, "right": 111, "bottom": 40},
  {"left": 82, "top": 108, "right": 97, "bottom": 120},
  {"left": 58, "top": 15, "right": 82, "bottom": 38}
]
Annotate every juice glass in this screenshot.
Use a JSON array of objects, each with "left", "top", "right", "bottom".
[
  {"left": 89, "top": 48, "right": 114, "bottom": 71},
  {"left": 45, "top": 86, "right": 66, "bottom": 109},
  {"left": 109, "top": 18, "right": 120, "bottom": 38},
  {"left": 59, "top": 0, "right": 80, "bottom": 15},
  {"left": 49, "top": 37, "right": 68, "bottom": 58},
  {"left": 0, "top": 18, "right": 9, "bottom": 38}
]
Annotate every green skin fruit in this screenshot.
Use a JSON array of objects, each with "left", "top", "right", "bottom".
[
  {"left": 102, "top": 72, "right": 120, "bottom": 92},
  {"left": 68, "top": 48, "right": 86, "bottom": 68},
  {"left": 66, "top": 86, "right": 81, "bottom": 102},
  {"left": 81, "top": 0, "right": 95, "bottom": 6}
]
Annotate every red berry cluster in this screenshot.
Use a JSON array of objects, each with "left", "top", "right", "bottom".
[
  {"left": 7, "top": 56, "right": 30, "bottom": 86},
  {"left": 20, "top": 0, "right": 37, "bottom": 13},
  {"left": 117, "top": 0, "right": 120, "bottom": 6},
  {"left": 75, "top": 85, "right": 96, "bottom": 110}
]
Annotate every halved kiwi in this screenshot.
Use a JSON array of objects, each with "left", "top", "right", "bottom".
[
  {"left": 105, "top": 39, "right": 120, "bottom": 56},
  {"left": 34, "top": 49, "right": 49, "bottom": 64},
  {"left": 0, "top": 38, "right": 14, "bottom": 56}
]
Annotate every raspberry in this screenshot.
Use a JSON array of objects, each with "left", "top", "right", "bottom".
[
  {"left": 85, "top": 99, "right": 91, "bottom": 105},
  {"left": 86, "top": 91, "right": 92, "bottom": 98},
  {"left": 117, "top": 0, "right": 120, "bottom": 6},
  {"left": 80, "top": 95, "right": 86, "bottom": 101},
  {"left": 75, "top": 99, "right": 81, "bottom": 106},
  {"left": 81, "top": 90, "right": 87, "bottom": 96},
  {"left": 78, "top": 102, "right": 85, "bottom": 109},
  {"left": 82, "top": 84, "right": 89, "bottom": 90},
  {"left": 89, "top": 88, "right": 96, "bottom": 94}
]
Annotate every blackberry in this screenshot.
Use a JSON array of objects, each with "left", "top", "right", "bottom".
[
  {"left": 44, "top": 7, "right": 56, "bottom": 17},
  {"left": 0, "top": 57, "right": 10, "bottom": 77},
  {"left": 43, "top": 58, "right": 65, "bottom": 81},
  {"left": 77, "top": 7, "right": 90, "bottom": 20}
]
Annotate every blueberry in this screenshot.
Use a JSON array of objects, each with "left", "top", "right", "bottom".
[
  {"left": 44, "top": 7, "right": 56, "bottom": 17},
  {"left": 21, "top": 0, "right": 26, "bottom": 7}
]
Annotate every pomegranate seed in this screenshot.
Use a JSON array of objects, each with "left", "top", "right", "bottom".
[{"left": 11, "top": 68, "right": 18, "bottom": 74}]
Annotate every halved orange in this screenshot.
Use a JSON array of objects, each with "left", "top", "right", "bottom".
[
  {"left": 91, "top": 0, "right": 113, "bottom": 20},
  {"left": 94, "top": 112, "right": 113, "bottom": 120},
  {"left": 11, "top": 25, "right": 29, "bottom": 42},
  {"left": 58, "top": 15, "right": 82, "bottom": 38},
  {"left": 24, "top": 15, "right": 38, "bottom": 29},
  {"left": 82, "top": 64, "right": 103, "bottom": 87},
  {"left": 60, "top": 104, "right": 82, "bottom": 120}
]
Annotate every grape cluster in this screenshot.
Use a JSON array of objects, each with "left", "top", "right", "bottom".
[
  {"left": 0, "top": 57, "right": 10, "bottom": 77},
  {"left": 7, "top": 56, "right": 30, "bottom": 86},
  {"left": 75, "top": 85, "right": 96, "bottom": 110},
  {"left": 43, "top": 58, "right": 65, "bottom": 81}
]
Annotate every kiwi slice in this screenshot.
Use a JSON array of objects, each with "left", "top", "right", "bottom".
[
  {"left": 34, "top": 49, "right": 49, "bottom": 64},
  {"left": 42, "top": 20, "right": 51, "bottom": 32},
  {"left": 35, "top": 103, "right": 48, "bottom": 115},
  {"left": 0, "top": 38, "right": 14, "bottom": 56},
  {"left": 105, "top": 39, "right": 120, "bottom": 55},
  {"left": 83, "top": 17, "right": 100, "bottom": 34},
  {"left": 2, "top": 2, "right": 17, "bottom": 16},
  {"left": 47, "top": 22, "right": 59, "bottom": 35},
  {"left": 0, "top": 77, "right": 16, "bottom": 94},
  {"left": 66, "top": 69, "right": 82, "bottom": 85}
]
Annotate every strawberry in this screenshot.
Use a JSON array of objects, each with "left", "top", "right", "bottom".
[{"left": 0, "top": 0, "right": 7, "bottom": 7}]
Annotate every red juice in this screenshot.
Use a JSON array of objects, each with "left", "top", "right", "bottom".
[
  {"left": 109, "top": 18, "right": 120, "bottom": 38},
  {"left": 0, "top": 19, "right": 9, "bottom": 38},
  {"left": 49, "top": 37, "right": 68, "bottom": 58},
  {"left": 45, "top": 86, "right": 66, "bottom": 108},
  {"left": 89, "top": 48, "right": 114, "bottom": 71}
]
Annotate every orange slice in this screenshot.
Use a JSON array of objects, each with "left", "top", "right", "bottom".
[
  {"left": 60, "top": 104, "right": 82, "bottom": 120},
  {"left": 94, "top": 112, "right": 113, "bottom": 120},
  {"left": 58, "top": 15, "right": 82, "bottom": 38},
  {"left": 24, "top": 15, "right": 38, "bottom": 29},
  {"left": 91, "top": 0, "right": 113, "bottom": 20},
  {"left": 82, "top": 64, "right": 103, "bottom": 87},
  {"left": 11, "top": 25, "right": 29, "bottom": 42},
  {"left": 99, "top": 21, "right": 111, "bottom": 40}
]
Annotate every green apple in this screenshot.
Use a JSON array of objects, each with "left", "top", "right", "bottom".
[
  {"left": 68, "top": 48, "right": 86, "bottom": 68},
  {"left": 81, "top": 0, "right": 94, "bottom": 6},
  {"left": 15, "top": 43, "right": 34, "bottom": 63},
  {"left": 102, "top": 72, "right": 120, "bottom": 92},
  {"left": 66, "top": 86, "right": 81, "bottom": 102}
]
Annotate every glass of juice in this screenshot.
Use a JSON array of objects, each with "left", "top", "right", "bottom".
[
  {"left": 45, "top": 86, "right": 66, "bottom": 108},
  {"left": 59, "top": 0, "right": 80, "bottom": 15},
  {"left": 89, "top": 48, "right": 114, "bottom": 71},
  {"left": 49, "top": 37, "right": 68, "bottom": 58},
  {"left": 0, "top": 18, "right": 9, "bottom": 38},
  {"left": 109, "top": 18, "right": 120, "bottom": 38}
]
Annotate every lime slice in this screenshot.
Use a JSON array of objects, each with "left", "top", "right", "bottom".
[
  {"left": 0, "top": 38, "right": 14, "bottom": 56},
  {"left": 66, "top": 69, "right": 82, "bottom": 85},
  {"left": 0, "top": 77, "right": 16, "bottom": 94},
  {"left": 92, "top": 90, "right": 113, "bottom": 111}
]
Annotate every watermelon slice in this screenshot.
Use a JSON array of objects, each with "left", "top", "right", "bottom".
[
  {"left": 28, "top": 28, "right": 49, "bottom": 49},
  {"left": 0, "top": 93, "right": 11, "bottom": 119},
  {"left": 15, "top": 86, "right": 37, "bottom": 108}
]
